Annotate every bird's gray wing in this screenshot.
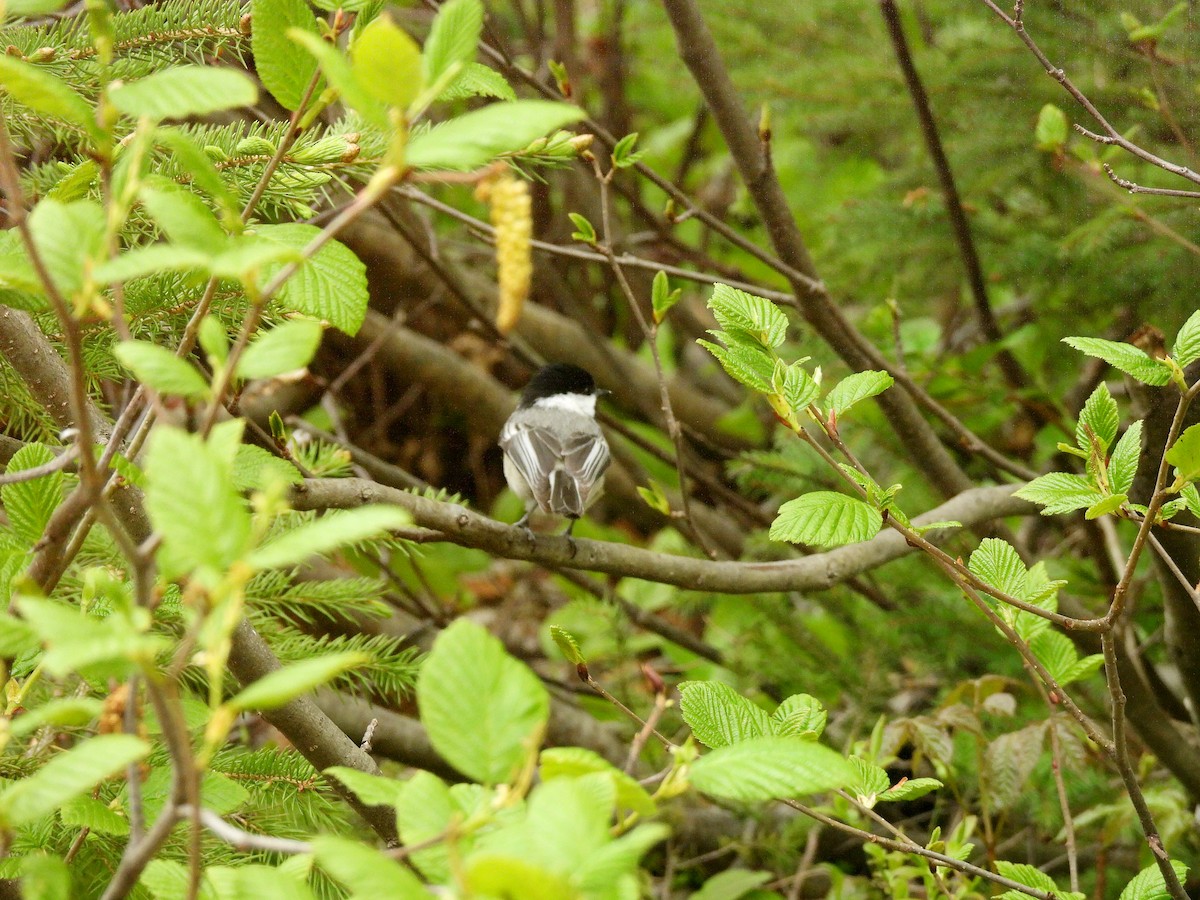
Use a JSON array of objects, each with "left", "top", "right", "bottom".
[
  {"left": 499, "top": 420, "right": 562, "bottom": 511},
  {"left": 560, "top": 430, "right": 610, "bottom": 510}
]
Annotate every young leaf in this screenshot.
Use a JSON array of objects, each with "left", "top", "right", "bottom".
[
  {"left": 698, "top": 341, "right": 776, "bottom": 393},
  {"left": 1034, "top": 103, "right": 1068, "bottom": 152},
  {"left": 139, "top": 185, "right": 227, "bottom": 251},
  {"left": 59, "top": 796, "right": 130, "bottom": 836},
  {"left": 2, "top": 443, "right": 64, "bottom": 546},
  {"left": 549, "top": 625, "right": 585, "bottom": 665},
  {"left": 312, "top": 836, "right": 428, "bottom": 898},
  {"left": 1076, "top": 382, "right": 1119, "bottom": 454},
  {"left": 323, "top": 767, "right": 404, "bottom": 807},
  {"left": 439, "top": 63, "right": 516, "bottom": 102},
  {"left": 1108, "top": 420, "right": 1143, "bottom": 495},
  {"left": 246, "top": 506, "right": 410, "bottom": 570},
  {"left": 824, "top": 370, "right": 893, "bottom": 416},
  {"left": 422, "top": 0, "right": 483, "bottom": 89},
  {"left": 1085, "top": 493, "right": 1127, "bottom": 519},
  {"left": 10, "top": 697, "right": 103, "bottom": 738},
  {"left": 229, "top": 652, "right": 369, "bottom": 711},
  {"left": 1117, "top": 860, "right": 1188, "bottom": 900},
  {"left": 154, "top": 128, "right": 240, "bottom": 222},
  {"left": 1062, "top": 336, "right": 1171, "bottom": 386},
  {"left": 539, "top": 746, "right": 656, "bottom": 817},
  {"left": 236, "top": 319, "right": 323, "bottom": 380},
  {"left": 877, "top": 777, "right": 942, "bottom": 803},
  {"left": 1173, "top": 310, "right": 1200, "bottom": 368},
  {"left": 771, "top": 693, "right": 827, "bottom": 739},
  {"left": 769, "top": 492, "right": 882, "bottom": 548},
  {"left": 417, "top": 618, "right": 550, "bottom": 785},
  {"left": 28, "top": 199, "right": 105, "bottom": 297},
  {"left": 0, "top": 55, "right": 96, "bottom": 138},
  {"left": 688, "top": 735, "right": 855, "bottom": 802},
  {"left": 251, "top": 0, "right": 321, "bottom": 111},
  {"left": 1166, "top": 423, "right": 1200, "bottom": 482},
  {"left": 651, "top": 271, "right": 679, "bottom": 324},
  {"left": 1014, "top": 472, "right": 1102, "bottom": 516},
  {"left": 232, "top": 445, "right": 302, "bottom": 492},
  {"left": 568, "top": 212, "right": 596, "bottom": 243},
  {"left": 995, "top": 861, "right": 1060, "bottom": 897},
  {"left": 847, "top": 756, "right": 890, "bottom": 806},
  {"left": 109, "top": 66, "right": 258, "bottom": 120},
  {"left": 256, "top": 224, "right": 369, "bottom": 335},
  {"left": 678, "top": 681, "right": 772, "bottom": 749},
  {"left": 352, "top": 14, "right": 423, "bottom": 110},
  {"left": 967, "top": 538, "right": 1027, "bottom": 600},
  {"left": 113, "top": 341, "right": 209, "bottom": 399},
  {"left": 289, "top": 29, "right": 388, "bottom": 129},
  {"left": 691, "top": 870, "right": 772, "bottom": 900},
  {"left": 708, "top": 284, "right": 788, "bottom": 350},
  {"left": 0, "top": 735, "right": 148, "bottom": 827},
  {"left": 779, "top": 362, "right": 820, "bottom": 418},
  {"left": 406, "top": 100, "right": 586, "bottom": 171},
  {"left": 611, "top": 132, "right": 645, "bottom": 168}
]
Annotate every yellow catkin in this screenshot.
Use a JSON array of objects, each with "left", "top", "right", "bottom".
[{"left": 477, "top": 173, "right": 532, "bottom": 335}]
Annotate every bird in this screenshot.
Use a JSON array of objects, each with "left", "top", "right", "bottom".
[{"left": 499, "top": 363, "right": 611, "bottom": 534}]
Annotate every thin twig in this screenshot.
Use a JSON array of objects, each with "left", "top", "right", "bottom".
[{"left": 0, "top": 445, "right": 78, "bottom": 486}]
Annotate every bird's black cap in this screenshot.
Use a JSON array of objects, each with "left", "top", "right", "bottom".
[{"left": 519, "top": 363, "right": 602, "bottom": 407}]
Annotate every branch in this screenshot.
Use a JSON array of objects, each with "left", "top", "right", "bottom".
[{"left": 290, "top": 477, "right": 1035, "bottom": 593}]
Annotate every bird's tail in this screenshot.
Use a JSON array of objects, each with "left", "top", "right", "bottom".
[{"left": 548, "top": 468, "right": 583, "bottom": 519}]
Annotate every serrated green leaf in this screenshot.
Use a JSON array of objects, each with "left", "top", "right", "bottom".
[
  {"left": 689, "top": 735, "right": 855, "bottom": 801},
  {"left": 1014, "top": 472, "right": 1102, "bottom": 516},
  {"left": 549, "top": 625, "right": 585, "bottom": 664},
  {"left": 878, "top": 777, "right": 942, "bottom": 803},
  {"left": 651, "top": 271, "right": 678, "bottom": 323},
  {"left": 60, "top": 795, "right": 130, "bottom": 836},
  {"left": 1166, "top": 422, "right": 1200, "bottom": 482},
  {"left": 708, "top": 283, "right": 788, "bottom": 349},
  {"left": 770, "top": 492, "right": 882, "bottom": 548},
  {"left": 247, "top": 506, "right": 410, "bottom": 570},
  {"left": 779, "top": 362, "right": 820, "bottom": 417},
  {"left": 139, "top": 185, "right": 227, "bottom": 251},
  {"left": 824, "top": 370, "right": 894, "bottom": 416},
  {"left": 256, "top": 224, "right": 369, "bottom": 335},
  {"left": 1034, "top": 103, "right": 1068, "bottom": 151},
  {"left": 1063, "top": 336, "right": 1171, "bottom": 385},
  {"left": 28, "top": 199, "right": 105, "bottom": 297},
  {"left": 394, "top": 771, "right": 456, "bottom": 881},
  {"left": 144, "top": 426, "right": 251, "bottom": 580},
  {"left": 251, "top": 0, "right": 321, "bottom": 111},
  {"left": 691, "top": 869, "right": 772, "bottom": 900},
  {"left": 312, "top": 836, "right": 427, "bottom": 898},
  {"left": 1031, "top": 630, "right": 1079, "bottom": 685},
  {"left": 20, "top": 854, "right": 71, "bottom": 900},
  {"left": 10, "top": 697, "right": 102, "bottom": 738},
  {"left": 539, "top": 746, "right": 656, "bottom": 817},
  {"left": 1172, "top": 310, "right": 1200, "bottom": 368},
  {"left": 352, "top": 14, "right": 423, "bottom": 110},
  {"left": 417, "top": 619, "right": 549, "bottom": 784},
  {"left": 0, "top": 229, "right": 42, "bottom": 295},
  {"left": 1109, "top": 420, "right": 1143, "bottom": 495},
  {"left": 996, "top": 861, "right": 1058, "bottom": 895},
  {"left": 15, "top": 597, "right": 163, "bottom": 677},
  {"left": 154, "top": 128, "right": 240, "bottom": 221},
  {"left": 985, "top": 721, "right": 1047, "bottom": 810},
  {"left": 406, "top": 100, "right": 585, "bottom": 171},
  {"left": 323, "top": 767, "right": 404, "bottom": 807},
  {"left": 771, "top": 693, "right": 827, "bottom": 739},
  {"left": 110, "top": 66, "right": 257, "bottom": 120},
  {"left": 0, "top": 735, "right": 148, "bottom": 827},
  {"left": 289, "top": 28, "right": 388, "bottom": 129},
  {"left": 236, "top": 319, "right": 323, "bottom": 380},
  {"left": 232, "top": 445, "right": 302, "bottom": 492},
  {"left": 1183, "top": 482, "right": 1200, "bottom": 518},
  {"left": 92, "top": 244, "right": 213, "bottom": 284},
  {"left": 847, "top": 756, "right": 889, "bottom": 806},
  {"left": 1063, "top": 652, "right": 1104, "bottom": 686},
  {"left": 113, "top": 341, "right": 209, "bottom": 398},
  {"left": 1086, "top": 493, "right": 1127, "bottom": 519},
  {"left": 230, "top": 652, "right": 369, "bottom": 711},
  {"left": 679, "top": 681, "right": 772, "bottom": 749},
  {"left": 700, "top": 340, "right": 776, "bottom": 393},
  {"left": 1077, "top": 382, "right": 1119, "bottom": 454},
  {"left": 968, "top": 538, "right": 1027, "bottom": 600},
  {"left": 0, "top": 55, "right": 95, "bottom": 137},
  {"left": 2, "top": 443, "right": 64, "bottom": 546},
  {"left": 423, "top": 0, "right": 482, "bottom": 90},
  {"left": 439, "top": 62, "right": 515, "bottom": 102},
  {"left": 1118, "top": 860, "right": 1188, "bottom": 900}
]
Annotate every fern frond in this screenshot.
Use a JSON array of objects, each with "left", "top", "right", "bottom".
[{"left": 246, "top": 570, "right": 392, "bottom": 625}]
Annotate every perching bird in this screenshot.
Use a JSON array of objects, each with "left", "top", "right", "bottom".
[{"left": 499, "top": 363, "right": 611, "bottom": 533}]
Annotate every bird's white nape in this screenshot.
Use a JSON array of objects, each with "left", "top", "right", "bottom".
[{"left": 533, "top": 392, "right": 598, "bottom": 416}]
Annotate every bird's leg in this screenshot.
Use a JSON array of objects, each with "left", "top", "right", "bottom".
[{"left": 564, "top": 517, "right": 579, "bottom": 559}]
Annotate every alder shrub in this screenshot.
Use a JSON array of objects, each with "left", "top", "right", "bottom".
[{"left": 0, "top": 0, "right": 1194, "bottom": 897}]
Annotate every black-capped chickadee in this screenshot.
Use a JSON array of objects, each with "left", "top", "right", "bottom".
[{"left": 500, "top": 363, "right": 611, "bottom": 534}]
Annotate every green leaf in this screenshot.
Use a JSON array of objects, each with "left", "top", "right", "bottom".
[
  {"left": 1063, "top": 336, "right": 1171, "bottom": 386},
  {"left": 1117, "top": 860, "right": 1188, "bottom": 900},
  {"left": 1166, "top": 423, "right": 1200, "bottom": 482},
  {"left": 0, "top": 229, "right": 42, "bottom": 295},
  {"left": 59, "top": 796, "right": 130, "bottom": 836},
  {"left": 679, "top": 681, "right": 772, "bottom": 749},
  {"left": 779, "top": 362, "right": 820, "bottom": 417},
  {"left": 968, "top": 538, "right": 1027, "bottom": 600},
  {"left": 651, "top": 271, "right": 679, "bottom": 324},
  {"left": 312, "top": 836, "right": 428, "bottom": 898},
  {"left": 110, "top": 66, "right": 258, "bottom": 121},
  {"left": 1108, "top": 420, "right": 1143, "bottom": 495},
  {"left": 539, "top": 746, "right": 656, "bottom": 817},
  {"left": 878, "top": 777, "right": 942, "bottom": 803},
  {"left": 708, "top": 283, "right": 788, "bottom": 350},
  {"left": 422, "top": 0, "right": 482, "bottom": 90},
  {"left": 10, "top": 697, "right": 102, "bottom": 738},
  {"left": 847, "top": 756, "right": 890, "bottom": 806},
  {"left": 28, "top": 199, "right": 105, "bottom": 297},
  {"left": 247, "top": 506, "right": 410, "bottom": 570},
  {"left": 769, "top": 492, "right": 882, "bottom": 548},
  {"left": 1076, "top": 382, "right": 1119, "bottom": 454},
  {"left": 1014, "top": 472, "right": 1102, "bottom": 516},
  {"left": 1034, "top": 103, "right": 1068, "bottom": 152},
  {"left": 691, "top": 869, "right": 772, "bottom": 900},
  {"left": 230, "top": 652, "right": 369, "bottom": 711},
  {"left": 1086, "top": 493, "right": 1127, "bottom": 519},
  {"left": 139, "top": 185, "right": 227, "bottom": 251},
  {"left": 824, "top": 370, "right": 894, "bottom": 416},
  {"left": 113, "top": 341, "right": 209, "bottom": 398},
  {"left": 0, "top": 55, "right": 95, "bottom": 137},
  {"left": 6, "top": 0, "right": 74, "bottom": 15},
  {"left": 154, "top": 128, "right": 240, "bottom": 221},
  {"left": 289, "top": 29, "right": 387, "bottom": 130},
  {"left": 394, "top": 772, "right": 456, "bottom": 881},
  {"left": 699, "top": 340, "right": 776, "bottom": 393},
  {"left": 232, "top": 444, "right": 302, "bottom": 492},
  {"left": 1172, "top": 310, "right": 1200, "bottom": 368},
  {"left": 20, "top": 855, "right": 71, "bottom": 900},
  {"left": 417, "top": 618, "right": 550, "bottom": 784},
  {"left": 567, "top": 212, "right": 596, "bottom": 243},
  {"left": 0, "top": 735, "right": 148, "bottom": 827},
  {"left": 251, "top": 0, "right": 321, "bottom": 111},
  {"left": 144, "top": 426, "right": 251, "bottom": 580},
  {"left": 1031, "top": 630, "right": 1081, "bottom": 685},
  {"left": 689, "top": 735, "right": 855, "bottom": 802},
  {"left": 611, "top": 132, "right": 645, "bottom": 168},
  {"left": 771, "top": 693, "right": 827, "bottom": 739},
  {"left": 256, "top": 224, "right": 370, "bottom": 335},
  {"left": 236, "top": 319, "right": 323, "bottom": 380},
  {"left": 2, "top": 443, "right": 64, "bottom": 546},
  {"left": 352, "top": 14, "right": 423, "bottom": 110},
  {"left": 323, "top": 767, "right": 404, "bottom": 807},
  {"left": 439, "top": 62, "right": 515, "bottom": 102},
  {"left": 549, "top": 625, "right": 585, "bottom": 665},
  {"left": 996, "top": 861, "right": 1059, "bottom": 897},
  {"left": 17, "top": 597, "right": 165, "bottom": 677},
  {"left": 406, "top": 100, "right": 585, "bottom": 171},
  {"left": 92, "top": 244, "right": 213, "bottom": 284}
]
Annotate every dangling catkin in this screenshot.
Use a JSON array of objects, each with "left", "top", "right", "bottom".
[{"left": 476, "top": 173, "right": 532, "bottom": 335}]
